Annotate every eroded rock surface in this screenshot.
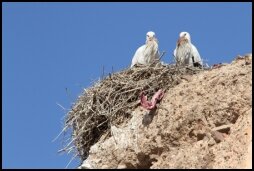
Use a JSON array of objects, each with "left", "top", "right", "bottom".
[{"left": 79, "top": 54, "right": 252, "bottom": 169}]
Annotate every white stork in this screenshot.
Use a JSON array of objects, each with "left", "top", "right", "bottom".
[
  {"left": 131, "top": 31, "right": 160, "bottom": 68},
  {"left": 173, "top": 31, "right": 203, "bottom": 67}
]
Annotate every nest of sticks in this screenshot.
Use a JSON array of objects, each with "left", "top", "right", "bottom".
[{"left": 59, "top": 61, "right": 204, "bottom": 161}]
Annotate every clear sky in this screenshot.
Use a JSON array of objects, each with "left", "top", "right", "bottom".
[{"left": 2, "top": 2, "right": 252, "bottom": 169}]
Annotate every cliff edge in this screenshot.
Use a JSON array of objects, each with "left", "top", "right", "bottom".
[{"left": 77, "top": 54, "right": 252, "bottom": 169}]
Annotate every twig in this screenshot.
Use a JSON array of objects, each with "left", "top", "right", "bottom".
[
  {"left": 211, "top": 124, "right": 232, "bottom": 132},
  {"left": 65, "top": 153, "right": 78, "bottom": 169},
  {"left": 52, "top": 126, "right": 68, "bottom": 142},
  {"left": 56, "top": 102, "right": 67, "bottom": 111},
  {"left": 159, "top": 51, "right": 166, "bottom": 60}
]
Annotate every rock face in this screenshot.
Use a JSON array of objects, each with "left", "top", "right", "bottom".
[{"left": 79, "top": 54, "right": 252, "bottom": 169}]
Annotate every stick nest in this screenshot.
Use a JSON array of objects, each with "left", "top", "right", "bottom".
[{"left": 60, "top": 62, "right": 204, "bottom": 161}]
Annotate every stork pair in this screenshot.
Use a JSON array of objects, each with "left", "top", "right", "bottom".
[{"left": 131, "top": 31, "right": 203, "bottom": 68}]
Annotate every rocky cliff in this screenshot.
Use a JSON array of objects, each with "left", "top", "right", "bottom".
[{"left": 76, "top": 54, "right": 252, "bottom": 169}]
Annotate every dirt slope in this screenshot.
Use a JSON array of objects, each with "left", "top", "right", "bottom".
[{"left": 78, "top": 54, "right": 252, "bottom": 169}]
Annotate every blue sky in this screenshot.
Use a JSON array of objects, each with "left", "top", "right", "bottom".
[{"left": 2, "top": 2, "right": 252, "bottom": 169}]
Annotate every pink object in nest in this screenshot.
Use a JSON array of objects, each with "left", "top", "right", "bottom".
[{"left": 140, "top": 89, "right": 164, "bottom": 110}]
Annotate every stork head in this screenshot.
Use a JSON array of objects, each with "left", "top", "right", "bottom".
[
  {"left": 179, "top": 31, "right": 191, "bottom": 42},
  {"left": 146, "top": 31, "right": 156, "bottom": 42}
]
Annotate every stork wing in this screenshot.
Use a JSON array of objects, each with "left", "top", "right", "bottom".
[
  {"left": 172, "top": 48, "right": 178, "bottom": 63},
  {"left": 131, "top": 45, "right": 145, "bottom": 67},
  {"left": 173, "top": 48, "right": 176, "bottom": 57},
  {"left": 191, "top": 44, "right": 203, "bottom": 65}
]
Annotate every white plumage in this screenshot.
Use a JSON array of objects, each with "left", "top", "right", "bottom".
[
  {"left": 131, "top": 31, "right": 160, "bottom": 68},
  {"left": 173, "top": 32, "right": 203, "bottom": 67}
]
